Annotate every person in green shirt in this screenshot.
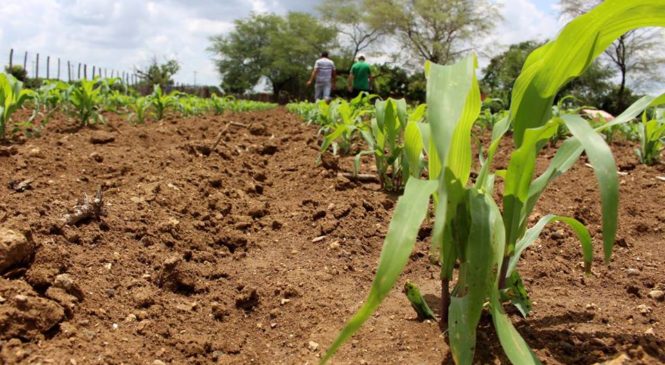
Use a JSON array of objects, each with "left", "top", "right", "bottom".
[{"left": 347, "top": 54, "right": 372, "bottom": 98}]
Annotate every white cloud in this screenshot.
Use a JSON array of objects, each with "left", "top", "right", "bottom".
[
  {"left": 250, "top": 0, "right": 269, "bottom": 14},
  {"left": 0, "top": 0, "right": 568, "bottom": 86},
  {"left": 487, "top": 0, "right": 561, "bottom": 55},
  {"left": 0, "top": 0, "right": 315, "bottom": 85}
]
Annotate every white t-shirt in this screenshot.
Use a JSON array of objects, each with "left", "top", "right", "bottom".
[{"left": 314, "top": 57, "right": 335, "bottom": 83}]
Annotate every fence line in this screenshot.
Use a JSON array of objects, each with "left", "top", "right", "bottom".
[{"left": 4, "top": 47, "right": 139, "bottom": 86}]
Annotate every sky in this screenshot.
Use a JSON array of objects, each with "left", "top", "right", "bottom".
[{"left": 0, "top": 0, "right": 563, "bottom": 86}]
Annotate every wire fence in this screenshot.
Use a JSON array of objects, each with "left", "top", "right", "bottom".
[{"left": 4, "top": 48, "right": 140, "bottom": 86}]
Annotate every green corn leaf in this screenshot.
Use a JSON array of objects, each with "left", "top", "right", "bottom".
[
  {"left": 409, "top": 103, "right": 427, "bottom": 123},
  {"left": 450, "top": 190, "right": 504, "bottom": 365},
  {"left": 395, "top": 98, "right": 408, "bottom": 129},
  {"left": 321, "top": 178, "right": 438, "bottom": 364},
  {"left": 446, "top": 71, "right": 481, "bottom": 185},
  {"left": 427, "top": 55, "right": 477, "bottom": 169},
  {"left": 375, "top": 99, "right": 387, "bottom": 131},
  {"left": 509, "top": 214, "right": 592, "bottom": 276},
  {"left": 503, "top": 120, "right": 560, "bottom": 253},
  {"left": 502, "top": 271, "right": 532, "bottom": 318},
  {"left": 597, "top": 94, "right": 665, "bottom": 132},
  {"left": 384, "top": 100, "right": 399, "bottom": 153},
  {"left": 490, "top": 289, "right": 541, "bottom": 365},
  {"left": 404, "top": 120, "right": 424, "bottom": 178},
  {"left": 403, "top": 281, "right": 435, "bottom": 321},
  {"left": 426, "top": 54, "right": 479, "bottom": 271},
  {"left": 476, "top": 116, "right": 510, "bottom": 190},
  {"left": 525, "top": 94, "right": 665, "bottom": 220},
  {"left": 525, "top": 138, "right": 584, "bottom": 219},
  {"left": 417, "top": 122, "right": 431, "bottom": 152},
  {"left": 510, "top": 0, "right": 665, "bottom": 146},
  {"left": 561, "top": 114, "right": 618, "bottom": 262}
]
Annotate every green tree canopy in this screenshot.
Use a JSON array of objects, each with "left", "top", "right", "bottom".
[
  {"left": 481, "top": 40, "right": 623, "bottom": 113},
  {"left": 372, "top": 64, "right": 426, "bottom": 102},
  {"left": 209, "top": 12, "right": 337, "bottom": 101},
  {"left": 136, "top": 58, "right": 180, "bottom": 91},
  {"left": 318, "top": 0, "right": 383, "bottom": 65},
  {"left": 363, "top": 0, "right": 500, "bottom": 64}
]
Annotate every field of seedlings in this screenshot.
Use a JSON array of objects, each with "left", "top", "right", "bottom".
[{"left": 1, "top": 1, "right": 665, "bottom": 365}]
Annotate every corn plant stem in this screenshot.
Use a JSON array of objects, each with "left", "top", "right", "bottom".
[
  {"left": 440, "top": 278, "right": 450, "bottom": 328},
  {"left": 498, "top": 256, "right": 511, "bottom": 289}
]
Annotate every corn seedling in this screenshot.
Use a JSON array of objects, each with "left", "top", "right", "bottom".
[
  {"left": 286, "top": 101, "right": 322, "bottom": 124},
  {"left": 68, "top": 78, "right": 105, "bottom": 127},
  {"left": 148, "top": 85, "right": 179, "bottom": 120},
  {"left": 320, "top": 99, "right": 372, "bottom": 155},
  {"left": 31, "top": 80, "right": 69, "bottom": 124},
  {"left": 178, "top": 95, "right": 207, "bottom": 116},
  {"left": 636, "top": 107, "right": 665, "bottom": 165},
  {"left": 209, "top": 94, "right": 229, "bottom": 115},
  {"left": 127, "top": 97, "right": 151, "bottom": 125},
  {"left": 322, "top": 2, "right": 665, "bottom": 364},
  {"left": 355, "top": 99, "right": 427, "bottom": 191},
  {"left": 0, "top": 73, "right": 35, "bottom": 140},
  {"left": 477, "top": 98, "right": 506, "bottom": 131}
]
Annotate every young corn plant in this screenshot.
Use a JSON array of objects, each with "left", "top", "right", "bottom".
[
  {"left": 320, "top": 99, "right": 373, "bottom": 156},
  {"left": 0, "top": 73, "right": 35, "bottom": 140},
  {"left": 286, "top": 101, "right": 322, "bottom": 124},
  {"left": 209, "top": 94, "right": 230, "bottom": 115},
  {"left": 32, "top": 80, "right": 69, "bottom": 121},
  {"left": 322, "top": 1, "right": 665, "bottom": 364},
  {"left": 635, "top": 107, "right": 665, "bottom": 165},
  {"left": 127, "top": 97, "right": 151, "bottom": 125},
  {"left": 355, "top": 99, "right": 427, "bottom": 191},
  {"left": 477, "top": 98, "right": 506, "bottom": 131},
  {"left": 148, "top": 85, "right": 179, "bottom": 121},
  {"left": 68, "top": 78, "right": 105, "bottom": 127}
]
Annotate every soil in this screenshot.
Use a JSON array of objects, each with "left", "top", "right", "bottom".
[{"left": 0, "top": 109, "right": 663, "bottom": 365}]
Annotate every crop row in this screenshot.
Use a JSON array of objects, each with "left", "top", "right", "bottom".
[
  {"left": 0, "top": 75, "right": 277, "bottom": 140},
  {"left": 289, "top": 84, "right": 665, "bottom": 194},
  {"left": 291, "top": 1, "right": 665, "bottom": 364}
]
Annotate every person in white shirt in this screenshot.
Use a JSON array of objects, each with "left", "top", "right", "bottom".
[{"left": 306, "top": 51, "right": 336, "bottom": 101}]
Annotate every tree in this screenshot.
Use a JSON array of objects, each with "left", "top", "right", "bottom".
[
  {"left": 481, "top": 41, "right": 540, "bottom": 104},
  {"left": 209, "top": 14, "right": 281, "bottom": 94},
  {"left": 371, "top": 63, "right": 426, "bottom": 102},
  {"left": 4, "top": 65, "right": 28, "bottom": 82},
  {"left": 560, "top": 0, "right": 665, "bottom": 109},
  {"left": 209, "top": 12, "right": 337, "bottom": 101},
  {"left": 318, "top": 0, "right": 383, "bottom": 64},
  {"left": 481, "top": 40, "right": 619, "bottom": 112},
  {"left": 363, "top": 0, "right": 500, "bottom": 64},
  {"left": 135, "top": 58, "right": 180, "bottom": 91}
]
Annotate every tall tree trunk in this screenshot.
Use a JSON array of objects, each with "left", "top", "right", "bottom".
[{"left": 617, "top": 64, "right": 627, "bottom": 111}]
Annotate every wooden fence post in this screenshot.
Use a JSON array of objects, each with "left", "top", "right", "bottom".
[
  {"left": 78, "top": 63, "right": 81, "bottom": 80},
  {"left": 84, "top": 64, "right": 87, "bottom": 80},
  {"left": 68, "top": 61, "right": 71, "bottom": 82},
  {"left": 8, "top": 49, "right": 13, "bottom": 69},
  {"left": 36, "top": 53, "right": 40, "bottom": 79},
  {"left": 57, "top": 58, "right": 61, "bottom": 80},
  {"left": 46, "top": 56, "right": 50, "bottom": 79},
  {"left": 23, "top": 51, "right": 28, "bottom": 70}
]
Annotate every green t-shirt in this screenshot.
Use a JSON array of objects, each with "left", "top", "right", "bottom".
[{"left": 351, "top": 61, "right": 371, "bottom": 90}]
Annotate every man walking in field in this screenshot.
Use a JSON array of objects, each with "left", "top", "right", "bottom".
[
  {"left": 347, "top": 54, "right": 372, "bottom": 98},
  {"left": 307, "top": 51, "right": 336, "bottom": 101}
]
